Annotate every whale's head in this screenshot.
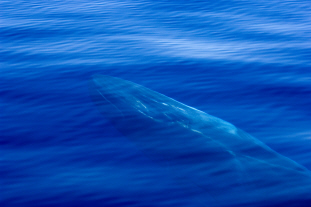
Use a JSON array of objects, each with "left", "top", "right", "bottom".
[{"left": 90, "top": 75, "right": 192, "bottom": 132}]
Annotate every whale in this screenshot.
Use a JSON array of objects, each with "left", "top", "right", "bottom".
[{"left": 90, "top": 75, "right": 311, "bottom": 207}]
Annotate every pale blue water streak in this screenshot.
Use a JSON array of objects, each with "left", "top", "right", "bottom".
[{"left": 1, "top": 0, "right": 311, "bottom": 206}]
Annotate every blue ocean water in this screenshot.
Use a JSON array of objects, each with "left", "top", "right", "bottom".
[{"left": 1, "top": 0, "right": 311, "bottom": 206}]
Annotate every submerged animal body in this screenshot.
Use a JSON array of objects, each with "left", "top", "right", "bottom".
[{"left": 90, "top": 75, "right": 311, "bottom": 207}]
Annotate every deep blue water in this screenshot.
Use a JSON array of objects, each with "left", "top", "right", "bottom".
[{"left": 1, "top": 0, "right": 311, "bottom": 206}]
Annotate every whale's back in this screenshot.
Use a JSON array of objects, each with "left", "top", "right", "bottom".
[{"left": 90, "top": 75, "right": 311, "bottom": 207}]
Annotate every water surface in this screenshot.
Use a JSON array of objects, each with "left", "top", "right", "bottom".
[{"left": 1, "top": 0, "right": 311, "bottom": 206}]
